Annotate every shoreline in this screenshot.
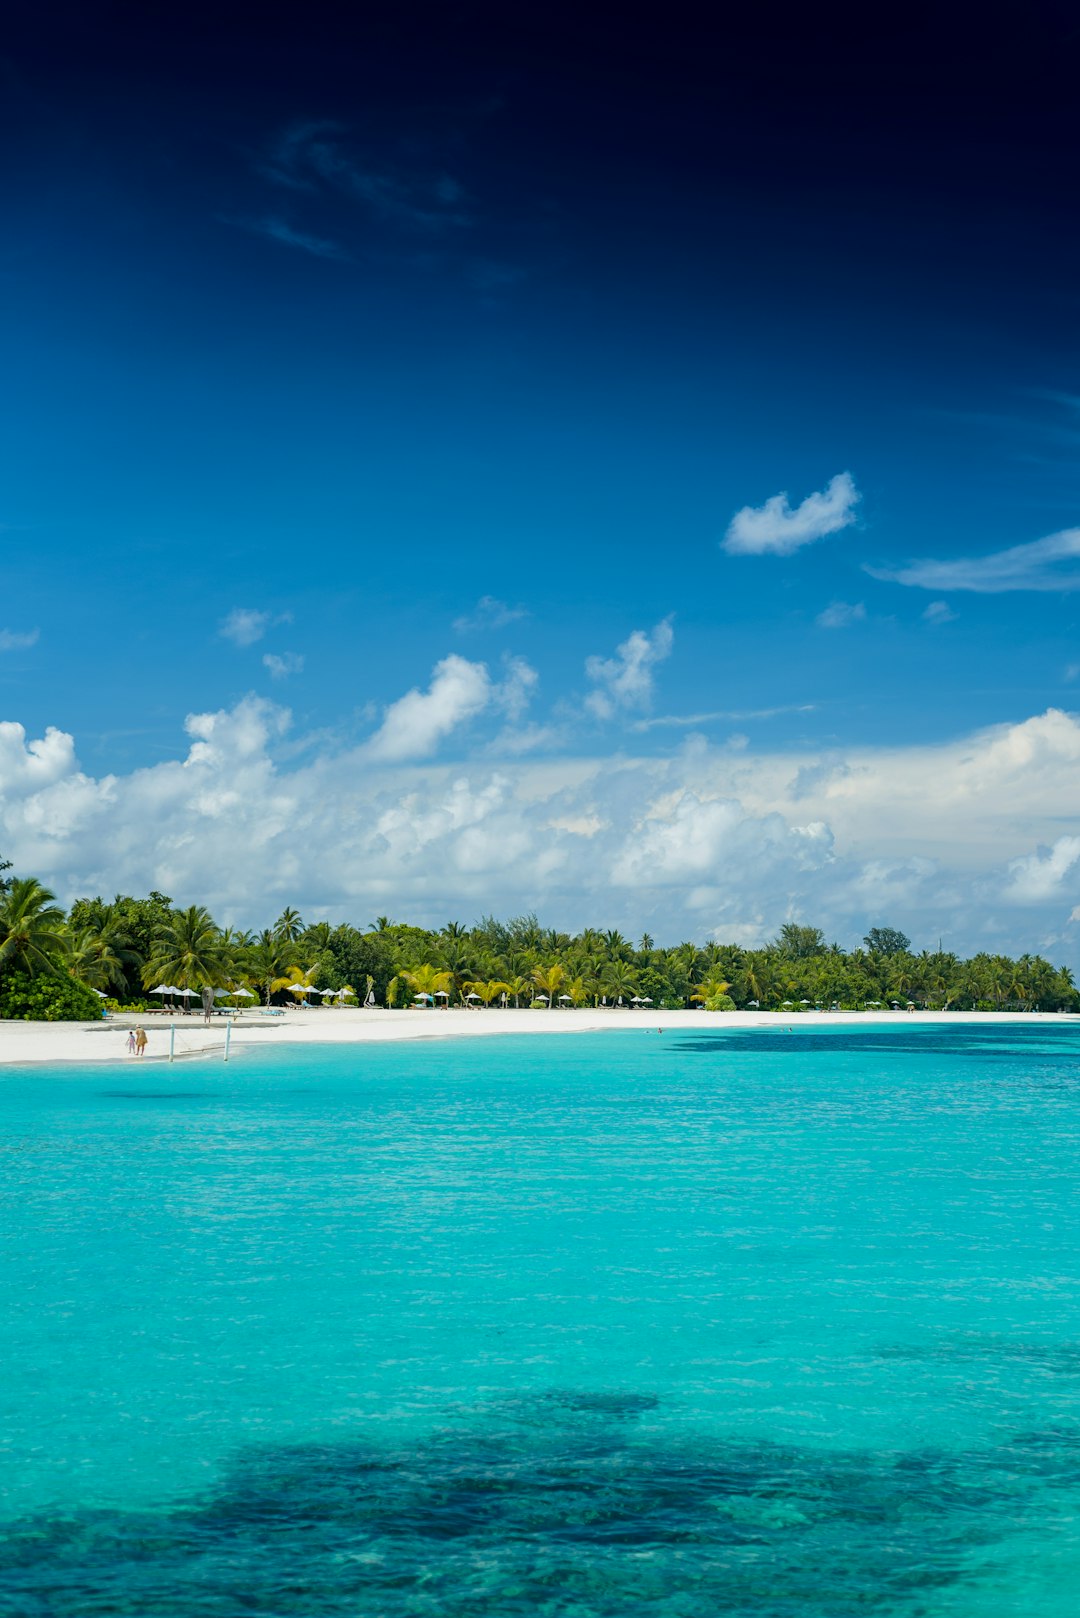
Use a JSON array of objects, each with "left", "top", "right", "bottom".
[{"left": 0, "top": 1005, "right": 1077, "bottom": 1067}]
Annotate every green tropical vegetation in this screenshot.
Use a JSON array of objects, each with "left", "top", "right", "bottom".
[{"left": 0, "top": 856, "right": 1077, "bottom": 1019}]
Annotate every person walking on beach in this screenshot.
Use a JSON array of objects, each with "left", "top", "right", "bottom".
[
  {"left": 135, "top": 1026, "right": 148, "bottom": 1057},
  {"left": 126, "top": 1029, "right": 137, "bottom": 1055}
]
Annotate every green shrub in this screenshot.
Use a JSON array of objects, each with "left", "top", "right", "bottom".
[
  {"left": 704, "top": 993, "right": 737, "bottom": 1012},
  {"left": 0, "top": 970, "right": 103, "bottom": 1021}
]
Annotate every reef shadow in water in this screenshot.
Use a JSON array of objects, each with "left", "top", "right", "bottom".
[
  {"left": 675, "top": 1025, "right": 1080, "bottom": 1062},
  {"left": 2, "top": 1392, "right": 1077, "bottom": 1617}
]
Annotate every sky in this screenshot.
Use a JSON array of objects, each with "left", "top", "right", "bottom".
[{"left": 4, "top": 1, "right": 1080, "bottom": 957}]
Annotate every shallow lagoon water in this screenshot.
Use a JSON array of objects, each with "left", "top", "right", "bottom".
[{"left": 2, "top": 1024, "right": 1080, "bottom": 1614}]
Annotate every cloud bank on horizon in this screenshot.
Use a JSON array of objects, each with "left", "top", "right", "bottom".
[{"left": 4, "top": 676, "right": 1080, "bottom": 963}]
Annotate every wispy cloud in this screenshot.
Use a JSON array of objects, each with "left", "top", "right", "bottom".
[
  {"left": 867, "top": 527, "right": 1080, "bottom": 593},
  {"left": 815, "top": 601, "right": 866, "bottom": 629},
  {"left": 923, "top": 600, "right": 957, "bottom": 625},
  {"left": 263, "top": 652, "right": 305, "bottom": 679},
  {"left": 228, "top": 215, "right": 350, "bottom": 261},
  {"left": 453, "top": 595, "right": 529, "bottom": 633},
  {"left": 219, "top": 608, "right": 292, "bottom": 647},
  {"left": 632, "top": 703, "right": 816, "bottom": 732},
  {"left": 585, "top": 618, "right": 674, "bottom": 719},
  {"left": 724, "top": 471, "right": 860, "bottom": 557},
  {"left": 260, "top": 121, "right": 470, "bottom": 234},
  {"left": 0, "top": 628, "right": 39, "bottom": 652}
]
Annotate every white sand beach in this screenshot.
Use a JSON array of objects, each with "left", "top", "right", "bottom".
[{"left": 0, "top": 1005, "right": 1075, "bottom": 1066}]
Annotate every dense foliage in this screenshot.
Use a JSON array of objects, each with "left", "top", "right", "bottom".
[
  {"left": 0, "top": 855, "right": 1076, "bottom": 1017},
  {"left": 0, "top": 968, "right": 101, "bottom": 1022}
]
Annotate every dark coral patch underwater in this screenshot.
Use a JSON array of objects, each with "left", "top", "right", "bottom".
[{"left": 2, "top": 1395, "right": 1076, "bottom": 1617}]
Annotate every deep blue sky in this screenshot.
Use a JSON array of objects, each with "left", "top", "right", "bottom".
[
  {"left": 5, "top": 3, "right": 1080, "bottom": 953},
  {"left": 2, "top": 2, "right": 1079, "bottom": 770}
]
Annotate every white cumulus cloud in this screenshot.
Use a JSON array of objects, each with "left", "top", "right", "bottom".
[
  {"left": 724, "top": 471, "right": 860, "bottom": 557},
  {"left": 365, "top": 654, "right": 496, "bottom": 762},
  {"left": 1004, "top": 835, "right": 1080, "bottom": 903},
  {"left": 585, "top": 618, "right": 674, "bottom": 719}
]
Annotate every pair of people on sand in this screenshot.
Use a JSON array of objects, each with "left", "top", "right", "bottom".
[{"left": 126, "top": 1027, "right": 148, "bottom": 1056}]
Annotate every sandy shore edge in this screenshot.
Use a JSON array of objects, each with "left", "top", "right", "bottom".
[{"left": 0, "top": 1005, "right": 1077, "bottom": 1067}]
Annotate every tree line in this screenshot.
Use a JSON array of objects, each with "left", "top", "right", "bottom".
[{"left": 0, "top": 860, "right": 1076, "bottom": 1018}]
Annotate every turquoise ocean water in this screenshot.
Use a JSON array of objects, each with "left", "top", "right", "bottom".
[{"left": 2, "top": 1023, "right": 1080, "bottom": 1614}]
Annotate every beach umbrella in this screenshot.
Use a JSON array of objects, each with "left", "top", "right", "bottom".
[
  {"left": 465, "top": 992, "right": 481, "bottom": 1001},
  {"left": 800, "top": 999, "right": 812, "bottom": 1005},
  {"left": 233, "top": 987, "right": 255, "bottom": 999},
  {"left": 91, "top": 988, "right": 107, "bottom": 998},
  {"left": 747, "top": 999, "right": 759, "bottom": 1007},
  {"left": 533, "top": 994, "right": 549, "bottom": 1004},
  {"left": 413, "top": 992, "right": 433, "bottom": 1003},
  {"left": 782, "top": 1000, "right": 793, "bottom": 1007},
  {"left": 630, "top": 996, "right": 643, "bottom": 1004},
  {"left": 179, "top": 988, "right": 197, "bottom": 998},
  {"left": 558, "top": 994, "right": 572, "bottom": 1002},
  {"left": 149, "top": 985, "right": 171, "bottom": 996},
  {"left": 434, "top": 989, "right": 450, "bottom": 999}
]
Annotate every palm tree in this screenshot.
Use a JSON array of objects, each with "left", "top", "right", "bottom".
[
  {"left": 272, "top": 964, "right": 320, "bottom": 1001},
  {"left": 532, "top": 963, "right": 566, "bottom": 1009},
  {"left": 566, "top": 975, "right": 590, "bottom": 1007},
  {"left": 67, "top": 927, "right": 127, "bottom": 993},
  {"left": 302, "top": 921, "right": 333, "bottom": 953},
  {"left": 246, "top": 930, "right": 296, "bottom": 1006},
  {"left": 691, "top": 976, "right": 731, "bottom": 1006},
  {"left": 601, "top": 960, "right": 637, "bottom": 1004},
  {"left": 368, "top": 916, "right": 393, "bottom": 933},
  {"left": 0, "top": 877, "right": 67, "bottom": 988},
  {"left": 143, "top": 906, "right": 228, "bottom": 993},
  {"left": 463, "top": 978, "right": 510, "bottom": 1007},
  {"left": 273, "top": 907, "right": 305, "bottom": 943},
  {"left": 505, "top": 974, "right": 531, "bottom": 1008},
  {"left": 672, "top": 941, "right": 704, "bottom": 1005},
  {"left": 401, "top": 963, "right": 453, "bottom": 1005}
]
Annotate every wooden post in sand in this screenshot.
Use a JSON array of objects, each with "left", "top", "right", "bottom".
[
  {"left": 169, "top": 1023, "right": 175, "bottom": 1064},
  {"left": 224, "top": 1020, "right": 232, "bottom": 1063}
]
